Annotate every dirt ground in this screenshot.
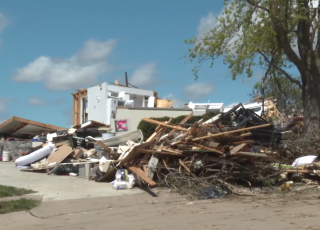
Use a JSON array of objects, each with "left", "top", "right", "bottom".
[{"left": 1, "top": 188, "right": 320, "bottom": 230}]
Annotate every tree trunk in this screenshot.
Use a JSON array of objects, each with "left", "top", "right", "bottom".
[{"left": 302, "top": 72, "right": 320, "bottom": 136}]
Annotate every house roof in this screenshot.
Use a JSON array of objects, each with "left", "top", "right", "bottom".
[{"left": 0, "top": 116, "right": 66, "bottom": 138}]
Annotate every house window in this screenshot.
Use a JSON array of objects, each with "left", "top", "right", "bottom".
[
  {"left": 144, "top": 96, "right": 149, "bottom": 107},
  {"left": 110, "top": 92, "right": 118, "bottom": 97},
  {"left": 81, "top": 97, "right": 88, "bottom": 123}
]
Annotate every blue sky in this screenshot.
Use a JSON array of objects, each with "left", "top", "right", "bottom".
[{"left": 0, "top": 0, "right": 262, "bottom": 128}]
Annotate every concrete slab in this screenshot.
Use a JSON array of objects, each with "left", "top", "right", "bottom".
[{"left": 0, "top": 162, "right": 143, "bottom": 202}]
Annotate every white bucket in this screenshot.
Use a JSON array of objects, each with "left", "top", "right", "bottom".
[{"left": 2, "top": 150, "right": 10, "bottom": 162}]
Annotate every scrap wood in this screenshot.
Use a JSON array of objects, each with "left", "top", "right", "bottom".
[
  {"left": 154, "top": 145, "right": 183, "bottom": 155},
  {"left": 119, "top": 140, "right": 156, "bottom": 166},
  {"left": 46, "top": 144, "right": 74, "bottom": 165},
  {"left": 286, "top": 169, "right": 312, "bottom": 174},
  {"left": 142, "top": 118, "right": 188, "bottom": 132},
  {"left": 96, "top": 140, "right": 111, "bottom": 153},
  {"left": 233, "top": 140, "right": 255, "bottom": 145},
  {"left": 192, "top": 123, "right": 271, "bottom": 142},
  {"left": 126, "top": 163, "right": 157, "bottom": 187},
  {"left": 236, "top": 151, "right": 274, "bottom": 159},
  {"left": 146, "top": 118, "right": 173, "bottom": 143},
  {"left": 71, "top": 148, "right": 85, "bottom": 159},
  {"left": 191, "top": 143, "right": 224, "bottom": 155},
  {"left": 168, "top": 112, "right": 193, "bottom": 137},
  {"left": 178, "top": 159, "right": 191, "bottom": 175},
  {"left": 230, "top": 143, "right": 247, "bottom": 155},
  {"left": 137, "top": 148, "right": 182, "bottom": 156}
]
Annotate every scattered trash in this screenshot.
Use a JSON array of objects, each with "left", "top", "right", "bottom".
[
  {"left": 281, "top": 181, "right": 294, "bottom": 191},
  {"left": 196, "top": 186, "right": 227, "bottom": 200}
]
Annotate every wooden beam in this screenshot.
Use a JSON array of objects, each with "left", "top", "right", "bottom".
[
  {"left": 192, "top": 124, "right": 270, "bottom": 142},
  {"left": 168, "top": 112, "right": 193, "bottom": 136},
  {"left": 142, "top": 118, "right": 188, "bottom": 131},
  {"left": 9, "top": 123, "right": 28, "bottom": 134},
  {"left": 233, "top": 140, "right": 255, "bottom": 145},
  {"left": 191, "top": 143, "right": 224, "bottom": 155},
  {"left": 13, "top": 116, "right": 66, "bottom": 131},
  {"left": 178, "top": 159, "right": 191, "bottom": 175},
  {"left": 137, "top": 148, "right": 182, "bottom": 156},
  {"left": 96, "top": 140, "right": 111, "bottom": 153},
  {"left": 126, "top": 164, "right": 157, "bottom": 187},
  {"left": 0, "top": 117, "right": 14, "bottom": 130},
  {"left": 230, "top": 143, "right": 247, "bottom": 155}
]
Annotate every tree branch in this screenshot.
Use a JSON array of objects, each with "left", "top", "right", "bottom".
[
  {"left": 258, "top": 50, "right": 303, "bottom": 90},
  {"left": 270, "top": 0, "right": 305, "bottom": 75},
  {"left": 245, "top": 0, "right": 270, "bottom": 13}
]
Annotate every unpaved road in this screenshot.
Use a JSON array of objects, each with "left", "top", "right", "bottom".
[{"left": 1, "top": 190, "right": 320, "bottom": 230}]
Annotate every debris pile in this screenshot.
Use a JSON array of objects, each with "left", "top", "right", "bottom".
[{"left": 10, "top": 103, "right": 320, "bottom": 197}]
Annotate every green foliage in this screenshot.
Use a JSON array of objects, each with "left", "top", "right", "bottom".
[
  {"left": 137, "top": 112, "right": 218, "bottom": 140},
  {"left": 249, "top": 74, "right": 303, "bottom": 117}
]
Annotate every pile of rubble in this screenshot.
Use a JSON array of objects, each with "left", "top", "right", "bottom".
[{"left": 13, "top": 103, "right": 320, "bottom": 197}]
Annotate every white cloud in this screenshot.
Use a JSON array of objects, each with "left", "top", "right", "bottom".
[
  {"left": 28, "top": 97, "right": 46, "bottom": 106},
  {"left": 0, "top": 13, "right": 9, "bottom": 34},
  {"left": 183, "top": 82, "right": 213, "bottom": 100},
  {"left": 197, "top": 13, "right": 217, "bottom": 39},
  {"left": 13, "top": 39, "right": 117, "bottom": 91},
  {"left": 163, "top": 93, "right": 185, "bottom": 108},
  {"left": 130, "top": 63, "right": 156, "bottom": 87}
]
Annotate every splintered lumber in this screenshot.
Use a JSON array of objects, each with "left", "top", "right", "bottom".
[
  {"left": 168, "top": 112, "right": 193, "bottom": 136},
  {"left": 178, "top": 159, "right": 191, "bottom": 175},
  {"left": 192, "top": 124, "right": 271, "bottom": 141},
  {"left": 137, "top": 148, "right": 182, "bottom": 156},
  {"left": 154, "top": 145, "right": 183, "bottom": 155},
  {"left": 191, "top": 143, "right": 224, "bottom": 155},
  {"left": 230, "top": 143, "right": 247, "bottom": 155},
  {"left": 286, "top": 169, "right": 311, "bottom": 174},
  {"left": 146, "top": 118, "right": 173, "bottom": 142},
  {"left": 127, "top": 164, "right": 157, "bottom": 187},
  {"left": 142, "top": 118, "right": 188, "bottom": 131},
  {"left": 233, "top": 140, "right": 255, "bottom": 145},
  {"left": 119, "top": 140, "right": 156, "bottom": 166},
  {"left": 155, "top": 117, "right": 173, "bottom": 142},
  {"left": 96, "top": 140, "right": 111, "bottom": 153}
]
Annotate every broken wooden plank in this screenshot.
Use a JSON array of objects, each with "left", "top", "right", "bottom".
[
  {"left": 46, "top": 144, "right": 74, "bottom": 165},
  {"left": 146, "top": 118, "right": 173, "bottom": 143},
  {"left": 233, "top": 140, "right": 256, "bottom": 145},
  {"left": 126, "top": 164, "right": 157, "bottom": 187},
  {"left": 72, "top": 148, "right": 85, "bottom": 159},
  {"left": 96, "top": 140, "right": 111, "bottom": 153},
  {"left": 178, "top": 159, "right": 191, "bottom": 175},
  {"left": 192, "top": 124, "right": 271, "bottom": 142},
  {"left": 143, "top": 165, "right": 148, "bottom": 177},
  {"left": 119, "top": 140, "right": 156, "bottom": 166},
  {"left": 230, "top": 143, "right": 247, "bottom": 155},
  {"left": 168, "top": 112, "right": 193, "bottom": 136},
  {"left": 191, "top": 143, "right": 224, "bottom": 155},
  {"left": 142, "top": 118, "right": 188, "bottom": 132}
]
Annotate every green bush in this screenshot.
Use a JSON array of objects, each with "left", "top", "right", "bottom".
[{"left": 137, "top": 112, "right": 218, "bottom": 140}]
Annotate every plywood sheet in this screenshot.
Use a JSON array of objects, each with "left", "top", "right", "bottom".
[{"left": 46, "top": 144, "right": 73, "bottom": 165}]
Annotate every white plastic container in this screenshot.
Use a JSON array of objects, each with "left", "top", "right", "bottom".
[
  {"left": 2, "top": 150, "right": 10, "bottom": 162},
  {"left": 15, "top": 143, "right": 56, "bottom": 166}
]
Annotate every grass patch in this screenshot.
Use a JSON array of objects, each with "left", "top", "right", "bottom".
[
  {"left": 0, "top": 199, "right": 40, "bottom": 214},
  {"left": 0, "top": 185, "right": 36, "bottom": 198}
]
